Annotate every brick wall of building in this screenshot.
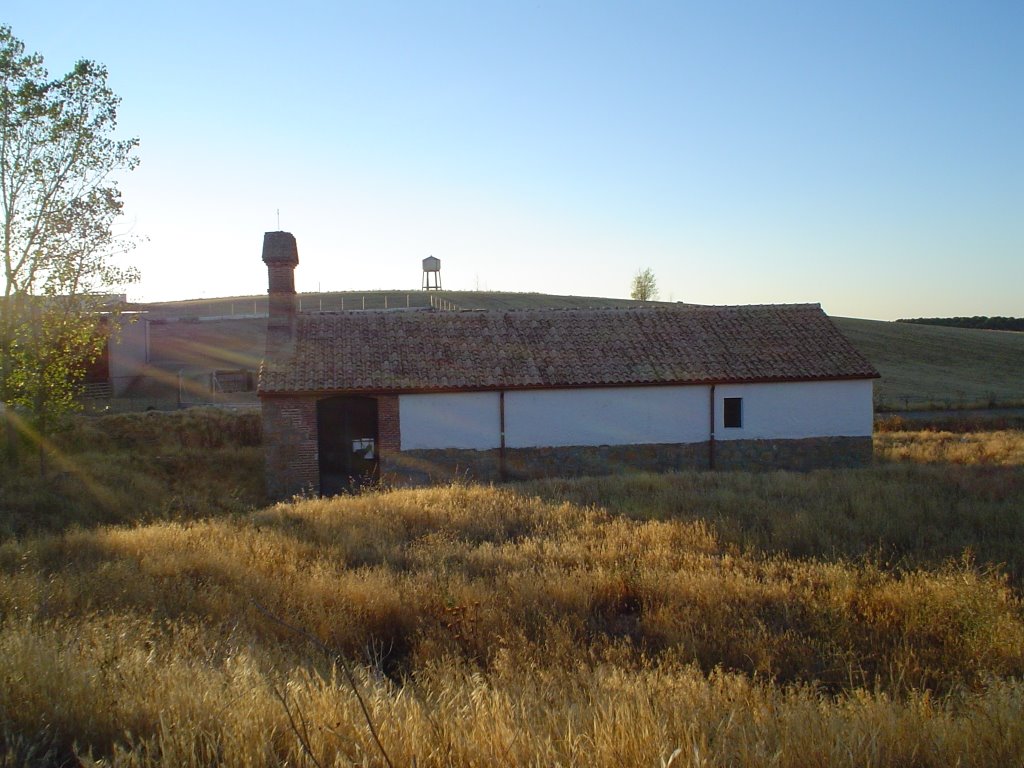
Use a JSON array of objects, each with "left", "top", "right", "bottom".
[
  {"left": 262, "top": 394, "right": 319, "bottom": 499},
  {"left": 377, "top": 395, "right": 400, "bottom": 453},
  {"left": 263, "top": 393, "right": 403, "bottom": 499}
]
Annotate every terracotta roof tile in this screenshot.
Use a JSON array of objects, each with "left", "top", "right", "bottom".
[{"left": 259, "top": 304, "right": 878, "bottom": 394}]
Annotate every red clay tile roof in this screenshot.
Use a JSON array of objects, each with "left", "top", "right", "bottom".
[{"left": 258, "top": 304, "right": 879, "bottom": 394}]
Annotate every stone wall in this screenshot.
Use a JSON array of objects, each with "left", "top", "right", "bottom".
[
  {"left": 381, "top": 436, "right": 873, "bottom": 486},
  {"left": 714, "top": 435, "right": 873, "bottom": 471}
]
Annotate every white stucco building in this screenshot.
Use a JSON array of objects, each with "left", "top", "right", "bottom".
[{"left": 257, "top": 232, "right": 879, "bottom": 497}]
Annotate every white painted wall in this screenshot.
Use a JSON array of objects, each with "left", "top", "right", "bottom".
[
  {"left": 504, "top": 386, "right": 709, "bottom": 448},
  {"left": 109, "top": 318, "right": 150, "bottom": 396},
  {"left": 714, "top": 379, "right": 873, "bottom": 440},
  {"left": 400, "top": 392, "right": 500, "bottom": 450},
  {"left": 398, "top": 380, "right": 874, "bottom": 450}
]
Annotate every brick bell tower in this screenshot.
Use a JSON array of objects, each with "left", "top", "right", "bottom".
[{"left": 262, "top": 231, "right": 299, "bottom": 354}]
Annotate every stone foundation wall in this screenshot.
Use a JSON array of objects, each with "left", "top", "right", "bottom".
[
  {"left": 714, "top": 436, "right": 873, "bottom": 471},
  {"left": 381, "top": 436, "right": 873, "bottom": 486}
]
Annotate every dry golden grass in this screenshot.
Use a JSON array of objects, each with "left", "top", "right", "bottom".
[
  {"left": 876, "top": 428, "right": 1024, "bottom": 466},
  {"left": 2, "top": 415, "right": 1024, "bottom": 766},
  {"left": 3, "top": 615, "right": 1023, "bottom": 767},
  {"left": 3, "top": 481, "right": 1024, "bottom": 765},
  {"left": 0, "top": 409, "right": 264, "bottom": 537}
]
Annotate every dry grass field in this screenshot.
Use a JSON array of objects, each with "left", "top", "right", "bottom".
[
  {"left": 0, "top": 409, "right": 265, "bottom": 538},
  {"left": 1, "top": 411, "right": 1023, "bottom": 766}
]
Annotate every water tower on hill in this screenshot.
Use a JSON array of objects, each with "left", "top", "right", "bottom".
[{"left": 422, "top": 256, "right": 441, "bottom": 290}]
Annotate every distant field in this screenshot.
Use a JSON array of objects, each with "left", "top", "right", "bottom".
[
  {"left": 834, "top": 317, "right": 1024, "bottom": 410},
  {"left": 131, "top": 292, "right": 1024, "bottom": 411}
]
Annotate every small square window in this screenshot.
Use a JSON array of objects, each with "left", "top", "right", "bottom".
[{"left": 723, "top": 397, "right": 742, "bottom": 428}]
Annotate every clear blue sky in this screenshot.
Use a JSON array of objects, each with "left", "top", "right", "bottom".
[{"left": 6, "top": 1, "right": 1022, "bottom": 320}]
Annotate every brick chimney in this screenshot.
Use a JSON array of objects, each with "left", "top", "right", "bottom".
[{"left": 262, "top": 231, "right": 299, "bottom": 354}]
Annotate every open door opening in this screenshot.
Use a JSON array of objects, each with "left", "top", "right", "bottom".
[{"left": 317, "top": 396, "right": 379, "bottom": 495}]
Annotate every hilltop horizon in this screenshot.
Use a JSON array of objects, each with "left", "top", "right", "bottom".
[{"left": 132, "top": 287, "right": 1022, "bottom": 325}]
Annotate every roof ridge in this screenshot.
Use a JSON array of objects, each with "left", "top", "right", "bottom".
[{"left": 296, "top": 302, "right": 824, "bottom": 318}]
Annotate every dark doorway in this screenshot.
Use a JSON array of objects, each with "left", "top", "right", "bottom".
[{"left": 317, "top": 396, "right": 379, "bottom": 495}]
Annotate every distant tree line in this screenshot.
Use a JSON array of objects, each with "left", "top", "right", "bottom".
[{"left": 897, "top": 316, "right": 1024, "bottom": 332}]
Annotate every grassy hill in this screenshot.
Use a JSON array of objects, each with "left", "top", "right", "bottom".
[
  {"left": 130, "top": 291, "right": 1024, "bottom": 411},
  {"left": 834, "top": 317, "right": 1024, "bottom": 410}
]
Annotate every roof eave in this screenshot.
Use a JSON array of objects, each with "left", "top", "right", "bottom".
[{"left": 257, "top": 371, "right": 880, "bottom": 398}]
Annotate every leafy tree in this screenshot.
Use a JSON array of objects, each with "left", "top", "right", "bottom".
[
  {"left": 0, "top": 26, "right": 139, "bottom": 462},
  {"left": 630, "top": 267, "right": 658, "bottom": 302}
]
